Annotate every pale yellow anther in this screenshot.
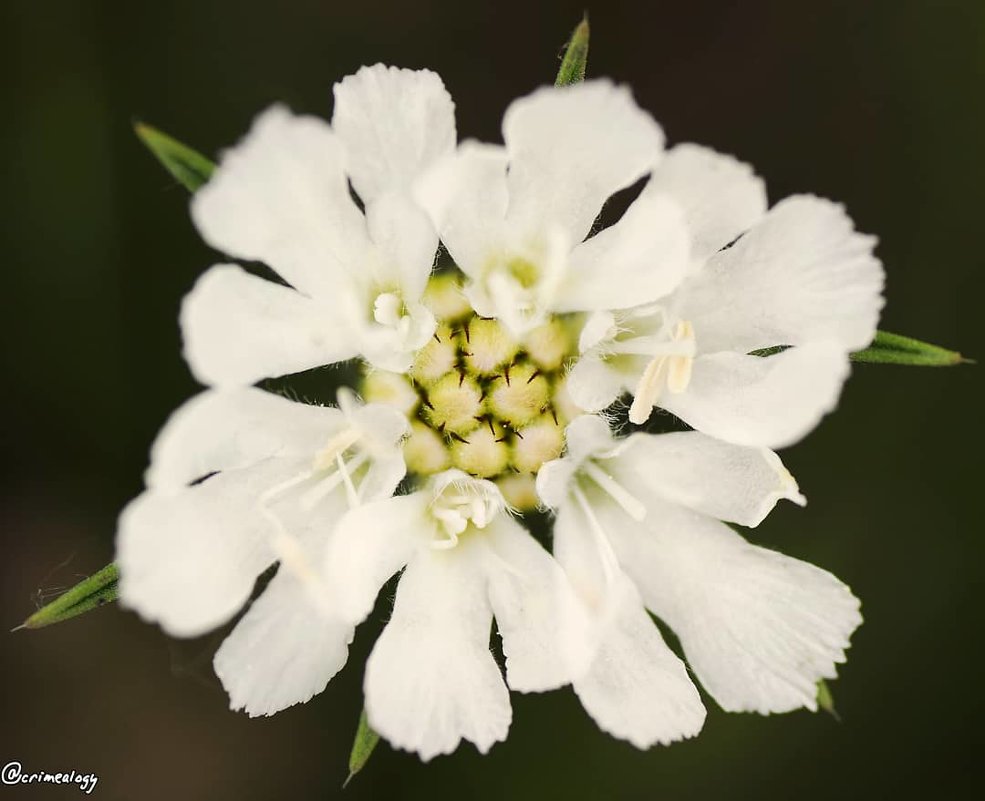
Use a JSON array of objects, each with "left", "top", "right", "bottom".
[
  {"left": 312, "top": 427, "right": 361, "bottom": 472},
  {"left": 464, "top": 318, "right": 519, "bottom": 375},
  {"left": 487, "top": 363, "right": 550, "bottom": 427},
  {"left": 451, "top": 426, "right": 510, "bottom": 478},
  {"left": 512, "top": 414, "right": 565, "bottom": 473},
  {"left": 422, "top": 273, "right": 472, "bottom": 321},
  {"left": 362, "top": 370, "right": 419, "bottom": 417},
  {"left": 524, "top": 319, "right": 572, "bottom": 372},
  {"left": 403, "top": 421, "right": 451, "bottom": 475},
  {"left": 422, "top": 373, "right": 484, "bottom": 436},
  {"left": 495, "top": 473, "right": 540, "bottom": 512},
  {"left": 410, "top": 322, "right": 459, "bottom": 385}
]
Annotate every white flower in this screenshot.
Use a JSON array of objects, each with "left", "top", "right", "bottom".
[
  {"left": 119, "top": 60, "right": 877, "bottom": 761},
  {"left": 183, "top": 65, "right": 457, "bottom": 383},
  {"left": 415, "top": 81, "right": 691, "bottom": 336},
  {"left": 324, "top": 470, "right": 590, "bottom": 760},
  {"left": 116, "top": 387, "right": 407, "bottom": 715},
  {"left": 537, "top": 416, "right": 863, "bottom": 725},
  {"left": 566, "top": 145, "right": 886, "bottom": 448}
]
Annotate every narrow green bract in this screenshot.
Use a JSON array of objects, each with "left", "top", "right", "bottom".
[
  {"left": 850, "top": 330, "right": 968, "bottom": 366},
  {"left": 345, "top": 708, "right": 380, "bottom": 788},
  {"left": 555, "top": 16, "right": 590, "bottom": 86},
  {"left": 134, "top": 122, "right": 215, "bottom": 192},
  {"left": 16, "top": 562, "right": 119, "bottom": 631},
  {"left": 815, "top": 679, "right": 840, "bottom": 721}
]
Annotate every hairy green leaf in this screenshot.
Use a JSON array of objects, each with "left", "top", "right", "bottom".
[
  {"left": 134, "top": 122, "right": 215, "bottom": 192},
  {"left": 555, "top": 16, "right": 590, "bottom": 86},
  {"left": 16, "top": 563, "right": 118, "bottom": 631},
  {"left": 344, "top": 708, "right": 380, "bottom": 788}
]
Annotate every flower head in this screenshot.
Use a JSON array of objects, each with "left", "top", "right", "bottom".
[{"left": 118, "top": 60, "right": 874, "bottom": 762}]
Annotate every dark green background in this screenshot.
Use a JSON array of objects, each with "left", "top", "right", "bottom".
[{"left": 1, "top": 1, "right": 981, "bottom": 799}]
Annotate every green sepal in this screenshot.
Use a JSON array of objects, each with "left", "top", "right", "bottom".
[
  {"left": 815, "top": 679, "right": 840, "bottom": 721},
  {"left": 555, "top": 16, "right": 590, "bottom": 86},
  {"left": 15, "top": 563, "right": 119, "bottom": 631},
  {"left": 134, "top": 122, "right": 215, "bottom": 192},
  {"left": 850, "top": 330, "right": 969, "bottom": 366},
  {"left": 344, "top": 708, "right": 380, "bottom": 788}
]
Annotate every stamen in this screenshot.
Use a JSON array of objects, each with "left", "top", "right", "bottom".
[
  {"left": 629, "top": 356, "right": 667, "bottom": 425},
  {"left": 571, "top": 485, "right": 622, "bottom": 589},
  {"left": 312, "top": 427, "right": 361, "bottom": 472},
  {"left": 582, "top": 461, "right": 647, "bottom": 522}
]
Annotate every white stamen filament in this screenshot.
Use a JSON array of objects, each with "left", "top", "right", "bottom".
[
  {"left": 582, "top": 461, "right": 647, "bottom": 522},
  {"left": 571, "top": 485, "right": 622, "bottom": 591},
  {"left": 256, "top": 471, "right": 332, "bottom": 613},
  {"left": 312, "top": 427, "right": 361, "bottom": 472}
]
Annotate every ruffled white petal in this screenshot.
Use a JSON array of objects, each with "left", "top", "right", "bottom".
[
  {"left": 213, "top": 568, "right": 353, "bottom": 716},
  {"left": 117, "top": 459, "right": 299, "bottom": 637},
  {"left": 324, "top": 493, "right": 429, "bottom": 623},
  {"left": 365, "top": 541, "right": 511, "bottom": 760},
  {"left": 644, "top": 144, "right": 767, "bottom": 263},
  {"left": 552, "top": 502, "right": 705, "bottom": 747},
  {"left": 573, "top": 576, "right": 705, "bottom": 748},
  {"left": 659, "top": 345, "right": 851, "bottom": 449},
  {"left": 414, "top": 141, "right": 509, "bottom": 279},
  {"left": 332, "top": 65, "right": 456, "bottom": 203},
  {"left": 679, "top": 195, "right": 884, "bottom": 354},
  {"left": 502, "top": 81, "right": 664, "bottom": 244},
  {"left": 601, "top": 498, "right": 862, "bottom": 714},
  {"left": 482, "top": 515, "right": 591, "bottom": 692},
  {"left": 180, "top": 264, "right": 357, "bottom": 388},
  {"left": 607, "top": 431, "right": 805, "bottom": 526},
  {"left": 364, "top": 192, "right": 439, "bottom": 302},
  {"left": 191, "top": 105, "right": 369, "bottom": 300},
  {"left": 146, "top": 386, "right": 341, "bottom": 492},
  {"left": 554, "top": 192, "right": 690, "bottom": 312}
]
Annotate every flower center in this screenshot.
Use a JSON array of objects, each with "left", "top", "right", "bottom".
[{"left": 361, "top": 273, "right": 584, "bottom": 510}]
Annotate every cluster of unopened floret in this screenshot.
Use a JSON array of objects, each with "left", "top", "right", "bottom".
[{"left": 361, "top": 274, "right": 582, "bottom": 510}]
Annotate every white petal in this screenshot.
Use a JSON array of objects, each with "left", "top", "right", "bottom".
[
  {"left": 180, "top": 264, "right": 357, "bottom": 387},
  {"left": 602, "top": 499, "right": 862, "bottom": 714},
  {"left": 364, "top": 192, "right": 438, "bottom": 301},
  {"left": 324, "top": 493, "right": 429, "bottom": 624},
  {"left": 482, "top": 516, "right": 592, "bottom": 692},
  {"left": 660, "top": 345, "right": 851, "bottom": 449},
  {"left": 116, "top": 459, "right": 299, "bottom": 637},
  {"left": 214, "top": 569, "right": 353, "bottom": 716},
  {"left": 332, "top": 65, "right": 456, "bottom": 203},
  {"left": 573, "top": 575, "right": 705, "bottom": 749},
  {"left": 644, "top": 144, "right": 767, "bottom": 263},
  {"left": 191, "top": 106, "right": 370, "bottom": 299},
  {"left": 414, "top": 141, "right": 509, "bottom": 278},
  {"left": 555, "top": 192, "right": 689, "bottom": 312},
  {"left": 503, "top": 81, "right": 664, "bottom": 244},
  {"left": 680, "top": 195, "right": 884, "bottom": 353},
  {"left": 365, "top": 542, "right": 511, "bottom": 760},
  {"left": 147, "top": 387, "right": 341, "bottom": 492},
  {"left": 607, "top": 431, "right": 805, "bottom": 526},
  {"left": 565, "top": 354, "right": 629, "bottom": 413}
]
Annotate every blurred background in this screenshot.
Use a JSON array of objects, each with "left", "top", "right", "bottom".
[{"left": 1, "top": 0, "right": 981, "bottom": 798}]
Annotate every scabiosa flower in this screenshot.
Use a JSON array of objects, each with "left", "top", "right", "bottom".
[
  {"left": 565, "top": 145, "right": 886, "bottom": 448},
  {"left": 537, "top": 416, "right": 862, "bottom": 721},
  {"left": 116, "top": 58, "right": 872, "bottom": 764}
]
